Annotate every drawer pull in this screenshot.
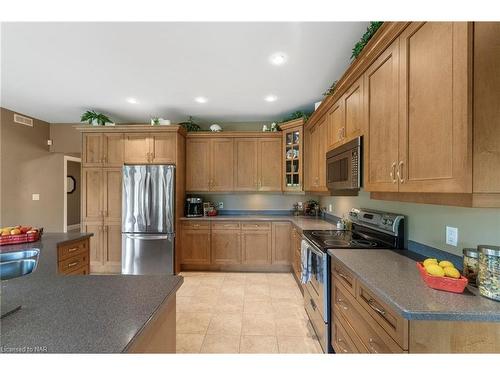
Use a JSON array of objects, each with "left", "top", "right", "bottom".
[
  {"left": 336, "top": 269, "right": 352, "bottom": 285},
  {"left": 310, "top": 298, "right": 317, "bottom": 311},
  {"left": 367, "top": 298, "right": 386, "bottom": 316},
  {"left": 336, "top": 297, "right": 348, "bottom": 311},
  {"left": 336, "top": 339, "right": 349, "bottom": 353},
  {"left": 67, "top": 247, "right": 79, "bottom": 253},
  {"left": 68, "top": 261, "right": 79, "bottom": 268},
  {"left": 368, "top": 338, "right": 381, "bottom": 354}
]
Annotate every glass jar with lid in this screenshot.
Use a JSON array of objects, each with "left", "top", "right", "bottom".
[
  {"left": 463, "top": 248, "right": 479, "bottom": 287},
  {"left": 478, "top": 245, "right": 500, "bottom": 301}
]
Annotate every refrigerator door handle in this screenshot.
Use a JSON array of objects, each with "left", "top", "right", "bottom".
[
  {"left": 145, "top": 171, "right": 151, "bottom": 227},
  {"left": 125, "top": 234, "right": 174, "bottom": 241}
]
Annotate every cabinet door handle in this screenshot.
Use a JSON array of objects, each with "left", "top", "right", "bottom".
[
  {"left": 390, "top": 162, "right": 397, "bottom": 183},
  {"left": 397, "top": 161, "right": 405, "bottom": 184},
  {"left": 367, "top": 298, "right": 386, "bottom": 317},
  {"left": 67, "top": 247, "right": 79, "bottom": 253},
  {"left": 368, "top": 338, "right": 381, "bottom": 354},
  {"left": 68, "top": 261, "right": 79, "bottom": 268},
  {"left": 336, "top": 338, "right": 349, "bottom": 353},
  {"left": 336, "top": 297, "right": 349, "bottom": 311}
]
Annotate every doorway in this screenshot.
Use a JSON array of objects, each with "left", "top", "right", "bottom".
[{"left": 64, "top": 156, "right": 81, "bottom": 232}]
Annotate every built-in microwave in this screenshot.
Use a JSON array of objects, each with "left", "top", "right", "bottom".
[{"left": 326, "top": 137, "right": 361, "bottom": 195}]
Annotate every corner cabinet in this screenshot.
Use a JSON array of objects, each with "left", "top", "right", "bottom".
[
  {"left": 79, "top": 125, "right": 186, "bottom": 273},
  {"left": 281, "top": 119, "right": 304, "bottom": 192}
]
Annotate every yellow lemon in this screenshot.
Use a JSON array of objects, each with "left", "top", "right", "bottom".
[
  {"left": 425, "top": 263, "right": 445, "bottom": 277},
  {"left": 439, "top": 260, "right": 454, "bottom": 269},
  {"left": 423, "top": 258, "right": 438, "bottom": 267},
  {"left": 443, "top": 267, "right": 460, "bottom": 279}
]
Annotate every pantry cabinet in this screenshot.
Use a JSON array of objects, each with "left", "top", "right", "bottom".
[
  {"left": 79, "top": 125, "right": 186, "bottom": 273},
  {"left": 186, "top": 137, "right": 234, "bottom": 192}
]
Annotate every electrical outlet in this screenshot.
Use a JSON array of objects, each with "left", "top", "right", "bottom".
[
  {"left": 32, "top": 193, "right": 40, "bottom": 201},
  {"left": 217, "top": 202, "right": 224, "bottom": 209},
  {"left": 446, "top": 226, "right": 458, "bottom": 246}
]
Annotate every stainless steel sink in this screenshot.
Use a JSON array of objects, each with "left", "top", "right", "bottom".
[
  {"left": 0, "top": 249, "right": 39, "bottom": 262},
  {"left": 0, "top": 259, "right": 38, "bottom": 281}
]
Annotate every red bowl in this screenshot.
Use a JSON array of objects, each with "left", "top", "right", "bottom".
[{"left": 416, "top": 262, "right": 468, "bottom": 293}]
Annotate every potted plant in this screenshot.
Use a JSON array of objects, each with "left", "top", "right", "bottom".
[{"left": 80, "top": 110, "right": 112, "bottom": 126}]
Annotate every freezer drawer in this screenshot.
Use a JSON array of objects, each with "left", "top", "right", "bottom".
[{"left": 122, "top": 233, "right": 174, "bottom": 275}]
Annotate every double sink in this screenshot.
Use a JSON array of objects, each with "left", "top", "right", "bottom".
[{"left": 0, "top": 249, "right": 40, "bottom": 281}]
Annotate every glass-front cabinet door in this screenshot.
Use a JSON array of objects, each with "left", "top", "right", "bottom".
[{"left": 281, "top": 118, "right": 304, "bottom": 192}]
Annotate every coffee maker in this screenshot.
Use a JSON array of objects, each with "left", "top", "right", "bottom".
[{"left": 185, "top": 197, "right": 203, "bottom": 217}]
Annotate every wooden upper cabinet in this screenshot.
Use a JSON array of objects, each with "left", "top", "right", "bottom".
[
  {"left": 83, "top": 134, "right": 104, "bottom": 166},
  {"left": 81, "top": 168, "right": 103, "bottom": 222},
  {"left": 473, "top": 22, "right": 500, "bottom": 195},
  {"left": 398, "top": 22, "right": 471, "bottom": 193},
  {"left": 318, "top": 117, "right": 328, "bottom": 190},
  {"left": 281, "top": 120, "right": 304, "bottom": 192},
  {"left": 234, "top": 138, "right": 258, "bottom": 191},
  {"left": 364, "top": 38, "right": 400, "bottom": 192},
  {"left": 258, "top": 138, "right": 282, "bottom": 191},
  {"left": 150, "top": 133, "right": 176, "bottom": 163},
  {"left": 327, "top": 99, "right": 345, "bottom": 150},
  {"left": 305, "top": 116, "right": 328, "bottom": 192},
  {"left": 124, "top": 134, "right": 150, "bottom": 164},
  {"left": 103, "top": 133, "right": 124, "bottom": 166},
  {"left": 271, "top": 222, "right": 291, "bottom": 265},
  {"left": 344, "top": 77, "right": 364, "bottom": 141},
  {"left": 186, "top": 138, "right": 211, "bottom": 191},
  {"left": 211, "top": 138, "right": 234, "bottom": 192}
]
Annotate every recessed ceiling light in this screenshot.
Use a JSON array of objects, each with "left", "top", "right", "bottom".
[
  {"left": 264, "top": 95, "right": 278, "bottom": 102},
  {"left": 269, "top": 52, "right": 287, "bottom": 66},
  {"left": 194, "top": 96, "right": 208, "bottom": 104},
  {"left": 126, "top": 97, "right": 138, "bottom": 104}
]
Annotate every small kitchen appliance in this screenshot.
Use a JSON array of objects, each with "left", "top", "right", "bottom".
[
  {"left": 185, "top": 197, "right": 204, "bottom": 217},
  {"left": 326, "top": 137, "right": 362, "bottom": 195},
  {"left": 301, "top": 208, "right": 405, "bottom": 353}
]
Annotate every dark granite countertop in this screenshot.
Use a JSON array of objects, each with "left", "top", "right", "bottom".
[
  {"left": 328, "top": 248, "right": 500, "bottom": 322},
  {"left": 0, "top": 233, "right": 183, "bottom": 353}
]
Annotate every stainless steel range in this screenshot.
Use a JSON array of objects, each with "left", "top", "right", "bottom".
[{"left": 301, "top": 208, "right": 405, "bottom": 353}]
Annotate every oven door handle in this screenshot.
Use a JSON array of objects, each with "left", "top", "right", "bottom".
[{"left": 308, "top": 244, "right": 324, "bottom": 257}]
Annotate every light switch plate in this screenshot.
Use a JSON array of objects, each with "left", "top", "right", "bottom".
[
  {"left": 446, "top": 226, "right": 458, "bottom": 246},
  {"left": 217, "top": 202, "right": 224, "bottom": 209},
  {"left": 32, "top": 193, "right": 40, "bottom": 201}
]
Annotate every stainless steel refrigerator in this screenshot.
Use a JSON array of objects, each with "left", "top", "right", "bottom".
[{"left": 121, "top": 165, "right": 175, "bottom": 275}]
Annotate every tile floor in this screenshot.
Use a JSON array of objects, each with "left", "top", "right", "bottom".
[{"left": 176, "top": 272, "right": 322, "bottom": 354}]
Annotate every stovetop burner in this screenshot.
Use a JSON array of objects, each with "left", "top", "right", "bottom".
[
  {"left": 323, "top": 239, "right": 350, "bottom": 247},
  {"left": 304, "top": 229, "right": 389, "bottom": 250},
  {"left": 349, "top": 239, "right": 378, "bottom": 248}
]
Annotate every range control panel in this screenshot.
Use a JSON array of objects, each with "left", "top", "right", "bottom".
[{"left": 348, "top": 208, "right": 404, "bottom": 235}]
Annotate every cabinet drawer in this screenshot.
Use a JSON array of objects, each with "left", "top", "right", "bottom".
[
  {"left": 58, "top": 239, "right": 88, "bottom": 261},
  {"left": 332, "top": 313, "right": 366, "bottom": 353},
  {"left": 64, "top": 264, "right": 90, "bottom": 275},
  {"left": 241, "top": 222, "right": 271, "bottom": 231},
  {"left": 181, "top": 221, "right": 210, "bottom": 230},
  {"left": 211, "top": 222, "right": 240, "bottom": 230},
  {"left": 356, "top": 280, "right": 408, "bottom": 349},
  {"left": 58, "top": 253, "right": 89, "bottom": 274},
  {"left": 332, "top": 281, "right": 404, "bottom": 353},
  {"left": 331, "top": 259, "right": 357, "bottom": 297}
]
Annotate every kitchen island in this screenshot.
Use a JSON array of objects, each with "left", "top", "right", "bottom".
[{"left": 0, "top": 233, "right": 182, "bottom": 353}]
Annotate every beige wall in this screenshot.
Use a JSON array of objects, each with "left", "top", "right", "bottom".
[
  {"left": 66, "top": 160, "right": 81, "bottom": 226},
  {"left": 0, "top": 107, "right": 66, "bottom": 231},
  {"left": 320, "top": 190, "right": 500, "bottom": 257},
  {"left": 49, "top": 123, "right": 82, "bottom": 155},
  {"left": 198, "top": 193, "right": 319, "bottom": 211}
]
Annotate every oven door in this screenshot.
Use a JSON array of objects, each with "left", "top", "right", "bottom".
[{"left": 326, "top": 148, "right": 354, "bottom": 191}]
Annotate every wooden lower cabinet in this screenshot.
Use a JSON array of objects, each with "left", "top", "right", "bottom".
[
  {"left": 271, "top": 222, "right": 291, "bottom": 265},
  {"left": 57, "top": 237, "right": 90, "bottom": 275},
  {"left": 242, "top": 228, "right": 271, "bottom": 265},
  {"left": 211, "top": 227, "right": 241, "bottom": 265},
  {"left": 181, "top": 220, "right": 293, "bottom": 271},
  {"left": 331, "top": 257, "right": 500, "bottom": 353},
  {"left": 180, "top": 226, "right": 211, "bottom": 265},
  {"left": 291, "top": 226, "right": 302, "bottom": 282}
]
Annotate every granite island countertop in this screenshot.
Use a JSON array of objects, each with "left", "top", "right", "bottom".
[
  {"left": 328, "top": 248, "right": 500, "bottom": 322},
  {"left": 0, "top": 233, "right": 183, "bottom": 353},
  {"left": 180, "top": 215, "right": 338, "bottom": 231}
]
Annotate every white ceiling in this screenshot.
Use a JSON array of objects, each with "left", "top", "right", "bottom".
[{"left": 1, "top": 22, "right": 368, "bottom": 124}]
